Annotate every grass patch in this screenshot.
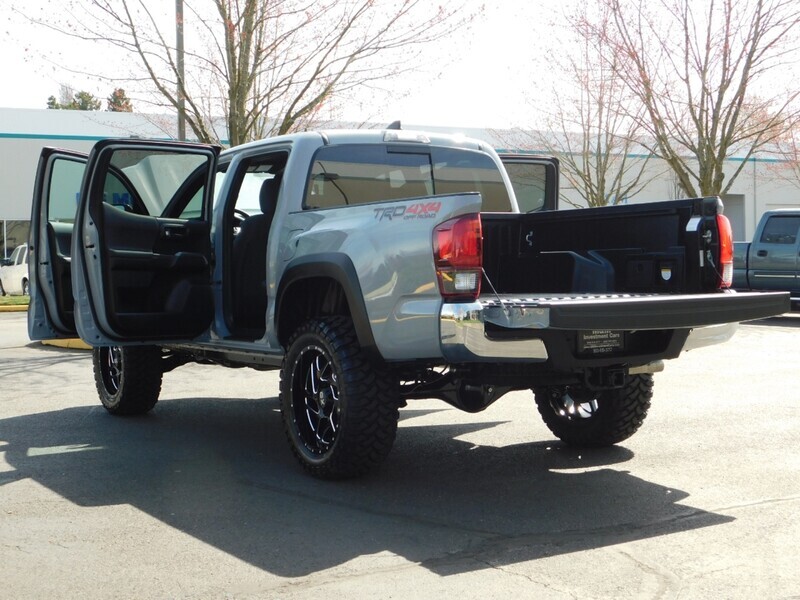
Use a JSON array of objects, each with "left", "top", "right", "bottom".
[{"left": 0, "top": 295, "right": 30, "bottom": 306}]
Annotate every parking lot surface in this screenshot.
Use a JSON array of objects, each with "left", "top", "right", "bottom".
[{"left": 1, "top": 311, "right": 799, "bottom": 599}]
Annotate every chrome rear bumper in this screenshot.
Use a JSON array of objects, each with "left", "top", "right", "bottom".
[{"left": 439, "top": 300, "right": 739, "bottom": 363}]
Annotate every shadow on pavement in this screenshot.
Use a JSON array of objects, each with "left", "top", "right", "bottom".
[
  {"left": 745, "top": 314, "right": 800, "bottom": 328},
  {"left": 0, "top": 396, "right": 733, "bottom": 577}
]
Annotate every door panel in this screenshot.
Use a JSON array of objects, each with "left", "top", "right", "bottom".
[
  {"left": 28, "top": 149, "right": 86, "bottom": 341},
  {"left": 749, "top": 216, "right": 800, "bottom": 292},
  {"left": 98, "top": 203, "right": 212, "bottom": 337},
  {"left": 73, "top": 140, "right": 219, "bottom": 344}
]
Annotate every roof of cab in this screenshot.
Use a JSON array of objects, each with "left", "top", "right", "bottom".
[{"left": 221, "top": 128, "right": 490, "bottom": 156}]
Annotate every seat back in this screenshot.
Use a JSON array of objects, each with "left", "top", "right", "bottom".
[{"left": 231, "top": 173, "right": 282, "bottom": 330}]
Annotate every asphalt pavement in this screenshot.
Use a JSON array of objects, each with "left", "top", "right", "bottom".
[{"left": 1, "top": 311, "right": 799, "bottom": 599}]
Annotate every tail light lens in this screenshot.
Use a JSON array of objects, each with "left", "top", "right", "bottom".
[
  {"left": 433, "top": 213, "right": 482, "bottom": 300},
  {"left": 717, "top": 213, "right": 733, "bottom": 288}
]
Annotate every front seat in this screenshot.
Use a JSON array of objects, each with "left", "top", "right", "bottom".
[{"left": 232, "top": 173, "right": 282, "bottom": 332}]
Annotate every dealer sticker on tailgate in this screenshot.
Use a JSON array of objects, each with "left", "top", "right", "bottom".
[{"left": 578, "top": 330, "right": 625, "bottom": 355}]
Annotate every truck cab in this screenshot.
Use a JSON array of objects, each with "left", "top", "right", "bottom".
[
  {"left": 28, "top": 136, "right": 559, "bottom": 351},
  {"left": 733, "top": 209, "right": 800, "bottom": 310}
]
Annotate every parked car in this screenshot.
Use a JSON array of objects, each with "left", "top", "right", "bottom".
[
  {"left": 0, "top": 243, "right": 30, "bottom": 295},
  {"left": 733, "top": 209, "right": 800, "bottom": 311}
]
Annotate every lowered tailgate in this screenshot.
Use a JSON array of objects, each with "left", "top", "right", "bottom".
[
  {"left": 480, "top": 290, "right": 790, "bottom": 330},
  {"left": 440, "top": 290, "right": 789, "bottom": 365}
]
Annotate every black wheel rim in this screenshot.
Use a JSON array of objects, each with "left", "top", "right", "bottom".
[
  {"left": 292, "top": 345, "right": 340, "bottom": 456},
  {"left": 100, "top": 346, "right": 123, "bottom": 395},
  {"left": 548, "top": 386, "right": 599, "bottom": 421}
]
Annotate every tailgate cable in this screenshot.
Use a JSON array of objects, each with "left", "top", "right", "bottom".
[{"left": 482, "top": 268, "right": 511, "bottom": 319}]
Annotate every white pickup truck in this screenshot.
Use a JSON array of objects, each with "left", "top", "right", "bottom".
[{"left": 27, "top": 129, "right": 789, "bottom": 478}]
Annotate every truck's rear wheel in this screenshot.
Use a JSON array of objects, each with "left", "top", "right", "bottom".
[
  {"left": 280, "top": 317, "right": 399, "bottom": 479},
  {"left": 533, "top": 374, "right": 653, "bottom": 446},
  {"left": 93, "top": 346, "right": 163, "bottom": 415}
]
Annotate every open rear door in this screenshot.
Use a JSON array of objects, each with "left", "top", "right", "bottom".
[
  {"left": 28, "top": 148, "right": 87, "bottom": 340},
  {"left": 499, "top": 154, "right": 559, "bottom": 212},
  {"left": 69, "top": 139, "right": 220, "bottom": 345}
]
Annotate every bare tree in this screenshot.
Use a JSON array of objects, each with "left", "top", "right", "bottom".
[
  {"left": 770, "top": 124, "right": 800, "bottom": 188},
  {"left": 512, "top": 4, "right": 656, "bottom": 207},
  {"left": 26, "top": 0, "right": 472, "bottom": 146},
  {"left": 592, "top": 0, "right": 800, "bottom": 198}
]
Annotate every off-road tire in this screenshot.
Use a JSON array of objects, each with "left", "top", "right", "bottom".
[
  {"left": 280, "top": 317, "right": 399, "bottom": 479},
  {"left": 534, "top": 374, "right": 654, "bottom": 446},
  {"left": 22, "top": 278, "right": 29, "bottom": 296},
  {"left": 93, "top": 346, "right": 163, "bottom": 415}
]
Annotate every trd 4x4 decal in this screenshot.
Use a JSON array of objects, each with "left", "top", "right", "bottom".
[{"left": 374, "top": 201, "right": 442, "bottom": 222}]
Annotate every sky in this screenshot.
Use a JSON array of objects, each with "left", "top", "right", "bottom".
[{"left": 0, "top": 1, "right": 565, "bottom": 130}]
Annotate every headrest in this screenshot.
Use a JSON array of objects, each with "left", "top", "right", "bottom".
[{"left": 259, "top": 173, "right": 282, "bottom": 215}]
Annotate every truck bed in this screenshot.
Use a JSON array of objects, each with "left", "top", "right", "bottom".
[
  {"left": 437, "top": 197, "right": 789, "bottom": 367},
  {"left": 482, "top": 197, "right": 724, "bottom": 296}
]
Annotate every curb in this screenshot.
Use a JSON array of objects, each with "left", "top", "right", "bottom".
[
  {"left": 42, "top": 338, "right": 92, "bottom": 350},
  {"left": 0, "top": 304, "right": 29, "bottom": 312}
]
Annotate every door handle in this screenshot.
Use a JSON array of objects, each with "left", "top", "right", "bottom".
[
  {"left": 162, "top": 224, "right": 187, "bottom": 239},
  {"left": 756, "top": 250, "right": 768, "bottom": 257}
]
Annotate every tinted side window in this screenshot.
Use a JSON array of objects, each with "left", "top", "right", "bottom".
[
  {"left": 305, "top": 145, "right": 431, "bottom": 209},
  {"left": 760, "top": 216, "right": 800, "bottom": 244},
  {"left": 504, "top": 162, "right": 547, "bottom": 213},
  {"left": 104, "top": 150, "right": 209, "bottom": 217},
  {"left": 304, "top": 144, "right": 511, "bottom": 211},
  {"left": 179, "top": 187, "right": 204, "bottom": 219},
  {"left": 103, "top": 171, "right": 142, "bottom": 214},
  {"left": 430, "top": 147, "right": 511, "bottom": 212},
  {"left": 48, "top": 158, "right": 85, "bottom": 223}
]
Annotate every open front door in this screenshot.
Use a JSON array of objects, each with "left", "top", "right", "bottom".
[
  {"left": 28, "top": 148, "right": 88, "bottom": 340},
  {"left": 70, "top": 139, "right": 220, "bottom": 345}
]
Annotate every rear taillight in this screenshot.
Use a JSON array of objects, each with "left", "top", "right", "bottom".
[
  {"left": 433, "top": 213, "right": 482, "bottom": 300},
  {"left": 717, "top": 213, "right": 733, "bottom": 288}
]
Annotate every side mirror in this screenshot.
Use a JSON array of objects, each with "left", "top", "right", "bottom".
[{"left": 0, "top": 258, "right": 13, "bottom": 267}]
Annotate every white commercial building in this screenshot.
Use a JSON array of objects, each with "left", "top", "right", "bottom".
[{"left": 0, "top": 108, "right": 180, "bottom": 257}]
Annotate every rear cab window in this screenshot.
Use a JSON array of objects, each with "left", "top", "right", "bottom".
[{"left": 303, "top": 144, "right": 511, "bottom": 211}]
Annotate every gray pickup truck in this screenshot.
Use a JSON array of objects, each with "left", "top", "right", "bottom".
[
  {"left": 734, "top": 209, "right": 800, "bottom": 311},
  {"left": 28, "top": 130, "right": 789, "bottom": 478}
]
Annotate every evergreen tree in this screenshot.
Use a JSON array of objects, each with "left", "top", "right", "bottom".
[
  {"left": 107, "top": 88, "right": 133, "bottom": 112},
  {"left": 46, "top": 86, "right": 101, "bottom": 111}
]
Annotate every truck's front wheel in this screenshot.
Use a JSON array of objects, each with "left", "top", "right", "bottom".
[
  {"left": 93, "top": 346, "right": 163, "bottom": 415},
  {"left": 533, "top": 374, "right": 653, "bottom": 446},
  {"left": 280, "top": 317, "right": 399, "bottom": 479}
]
